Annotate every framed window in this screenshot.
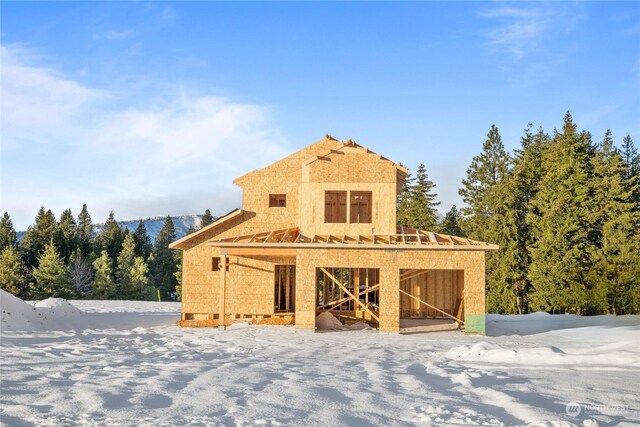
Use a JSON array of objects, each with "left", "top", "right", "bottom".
[
  {"left": 324, "top": 191, "right": 347, "bottom": 223},
  {"left": 269, "top": 194, "right": 287, "bottom": 208},
  {"left": 350, "top": 191, "right": 372, "bottom": 223},
  {"left": 212, "top": 257, "right": 229, "bottom": 272}
]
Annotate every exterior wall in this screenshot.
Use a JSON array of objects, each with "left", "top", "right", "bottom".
[
  {"left": 237, "top": 137, "right": 343, "bottom": 231},
  {"left": 299, "top": 150, "right": 398, "bottom": 236}
]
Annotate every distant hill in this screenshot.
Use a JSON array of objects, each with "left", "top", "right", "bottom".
[{"left": 17, "top": 214, "right": 214, "bottom": 243}]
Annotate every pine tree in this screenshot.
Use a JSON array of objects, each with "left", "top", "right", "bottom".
[
  {"left": 405, "top": 164, "right": 440, "bottom": 230},
  {"left": 487, "top": 126, "right": 549, "bottom": 314},
  {"left": 128, "top": 256, "right": 152, "bottom": 300},
  {"left": 92, "top": 250, "right": 115, "bottom": 299},
  {"left": 0, "top": 246, "right": 24, "bottom": 296},
  {"left": 116, "top": 234, "right": 137, "bottom": 299},
  {"left": 76, "top": 204, "right": 94, "bottom": 257},
  {"left": 68, "top": 249, "right": 93, "bottom": 296},
  {"left": 396, "top": 169, "right": 414, "bottom": 227},
  {"left": 621, "top": 134, "right": 640, "bottom": 207},
  {"left": 150, "top": 216, "right": 178, "bottom": 300},
  {"left": 590, "top": 130, "right": 640, "bottom": 314},
  {"left": 133, "top": 220, "right": 152, "bottom": 260},
  {"left": 57, "top": 209, "right": 77, "bottom": 262},
  {"left": 528, "top": 113, "right": 597, "bottom": 314},
  {"left": 201, "top": 209, "right": 214, "bottom": 228},
  {"left": 96, "top": 212, "right": 123, "bottom": 275},
  {"left": 21, "top": 207, "right": 57, "bottom": 267},
  {"left": 438, "top": 205, "right": 464, "bottom": 237},
  {"left": 31, "top": 243, "right": 75, "bottom": 299},
  {"left": 459, "top": 124, "right": 510, "bottom": 241},
  {"left": 0, "top": 211, "right": 18, "bottom": 252}
]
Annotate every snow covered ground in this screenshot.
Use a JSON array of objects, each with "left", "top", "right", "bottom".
[{"left": 1, "top": 290, "right": 639, "bottom": 427}]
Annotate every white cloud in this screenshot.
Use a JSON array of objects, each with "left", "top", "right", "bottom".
[
  {"left": 92, "top": 30, "right": 137, "bottom": 41},
  {"left": 1, "top": 44, "right": 288, "bottom": 229},
  {"left": 480, "top": 3, "right": 585, "bottom": 58}
]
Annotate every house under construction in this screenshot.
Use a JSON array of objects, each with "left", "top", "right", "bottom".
[{"left": 169, "top": 135, "right": 498, "bottom": 334}]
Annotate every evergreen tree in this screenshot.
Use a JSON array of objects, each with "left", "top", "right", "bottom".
[
  {"left": 76, "top": 204, "right": 94, "bottom": 257},
  {"left": 528, "top": 113, "right": 597, "bottom": 314},
  {"left": 96, "top": 212, "right": 124, "bottom": 274},
  {"left": 92, "top": 250, "right": 115, "bottom": 299},
  {"left": 57, "top": 208, "right": 77, "bottom": 262},
  {"left": 150, "top": 216, "right": 178, "bottom": 300},
  {"left": 116, "top": 234, "right": 137, "bottom": 299},
  {"left": 0, "top": 246, "right": 25, "bottom": 296},
  {"left": 459, "top": 124, "right": 510, "bottom": 241},
  {"left": 621, "top": 134, "right": 640, "bottom": 207},
  {"left": 590, "top": 130, "right": 640, "bottom": 314},
  {"left": 133, "top": 220, "right": 152, "bottom": 260},
  {"left": 406, "top": 164, "right": 440, "bottom": 230},
  {"left": 128, "top": 256, "right": 152, "bottom": 300},
  {"left": 174, "top": 256, "right": 183, "bottom": 302},
  {"left": 69, "top": 249, "right": 93, "bottom": 296},
  {"left": 201, "top": 209, "right": 214, "bottom": 228},
  {"left": 438, "top": 205, "right": 464, "bottom": 237},
  {"left": 31, "top": 243, "right": 75, "bottom": 299},
  {"left": 0, "top": 211, "right": 18, "bottom": 252},
  {"left": 396, "top": 169, "right": 414, "bottom": 227},
  {"left": 487, "top": 126, "right": 548, "bottom": 314},
  {"left": 21, "top": 207, "right": 57, "bottom": 267}
]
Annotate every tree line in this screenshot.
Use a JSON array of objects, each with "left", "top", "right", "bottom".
[
  {"left": 397, "top": 112, "right": 640, "bottom": 315},
  {"left": 0, "top": 206, "right": 215, "bottom": 301}
]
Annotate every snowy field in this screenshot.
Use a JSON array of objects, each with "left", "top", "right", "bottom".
[{"left": 1, "top": 290, "right": 639, "bottom": 427}]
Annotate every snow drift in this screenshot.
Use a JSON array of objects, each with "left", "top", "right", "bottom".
[{"left": 1, "top": 289, "right": 83, "bottom": 331}]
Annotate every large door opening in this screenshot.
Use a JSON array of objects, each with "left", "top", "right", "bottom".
[
  {"left": 274, "top": 265, "right": 295, "bottom": 312},
  {"left": 315, "top": 267, "right": 380, "bottom": 323},
  {"left": 399, "top": 269, "right": 464, "bottom": 332}
]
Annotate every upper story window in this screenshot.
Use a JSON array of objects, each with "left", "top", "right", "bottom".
[
  {"left": 269, "top": 194, "right": 287, "bottom": 208},
  {"left": 325, "top": 191, "right": 347, "bottom": 223},
  {"left": 350, "top": 191, "right": 372, "bottom": 223}
]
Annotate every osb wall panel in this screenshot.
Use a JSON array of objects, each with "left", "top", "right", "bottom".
[
  {"left": 400, "top": 270, "right": 464, "bottom": 317},
  {"left": 298, "top": 182, "right": 397, "bottom": 236},
  {"left": 183, "top": 248, "right": 295, "bottom": 316},
  {"left": 295, "top": 249, "right": 485, "bottom": 332},
  {"left": 302, "top": 151, "right": 398, "bottom": 184},
  {"left": 239, "top": 137, "right": 343, "bottom": 221}
]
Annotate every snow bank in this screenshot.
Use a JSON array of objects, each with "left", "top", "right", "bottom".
[
  {"left": 487, "top": 311, "right": 640, "bottom": 336},
  {"left": 1, "top": 289, "right": 48, "bottom": 331},
  {"left": 1, "top": 290, "right": 84, "bottom": 331},
  {"left": 445, "top": 340, "right": 640, "bottom": 367},
  {"left": 34, "top": 297, "right": 83, "bottom": 316}
]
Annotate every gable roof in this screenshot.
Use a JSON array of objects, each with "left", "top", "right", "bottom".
[{"left": 233, "top": 134, "right": 407, "bottom": 186}]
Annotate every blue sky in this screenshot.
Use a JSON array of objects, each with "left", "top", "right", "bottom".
[{"left": 2, "top": 1, "right": 639, "bottom": 230}]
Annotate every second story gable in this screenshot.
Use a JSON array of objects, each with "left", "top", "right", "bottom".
[{"left": 234, "top": 135, "right": 407, "bottom": 236}]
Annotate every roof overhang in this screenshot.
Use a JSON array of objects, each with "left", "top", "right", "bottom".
[
  {"left": 208, "top": 226, "right": 499, "bottom": 252},
  {"left": 169, "top": 209, "right": 244, "bottom": 250},
  {"left": 209, "top": 242, "right": 498, "bottom": 251}
]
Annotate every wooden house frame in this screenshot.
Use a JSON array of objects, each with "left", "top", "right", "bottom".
[{"left": 170, "top": 135, "right": 498, "bottom": 334}]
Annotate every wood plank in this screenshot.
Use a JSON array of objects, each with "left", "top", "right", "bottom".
[
  {"left": 226, "top": 248, "right": 298, "bottom": 256},
  {"left": 219, "top": 253, "right": 227, "bottom": 330},
  {"left": 320, "top": 268, "right": 380, "bottom": 322},
  {"left": 399, "top": 289, "right": 464, "bottom": 324}
]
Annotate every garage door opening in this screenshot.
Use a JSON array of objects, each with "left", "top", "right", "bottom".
[{"left": 399, "top": 269, "right": 464, "bottom": 333}]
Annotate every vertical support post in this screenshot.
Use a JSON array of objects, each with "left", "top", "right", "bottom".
[
  {"left": 463, "top": 252, "right": 486, "bottom": 335},
  {"left": 379, "top": 263, "right": 400, "bottom": 333},
  {"left": 295, "top": 252, "right": 316, "bottom": 331},
  {"left": 219, "top": 250, "right": 228, "bottom": 330}
]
